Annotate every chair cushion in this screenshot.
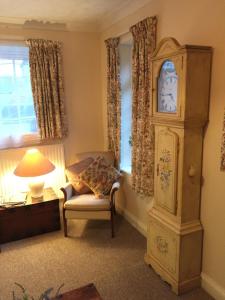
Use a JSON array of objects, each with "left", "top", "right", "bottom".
[
  {"left": 79, "top": 156, "right": 121, "bottom": 198},
  {"left": 64, "top": 194, "right": 110, "bottom": 211},
  {"left": 65, "top": 157, "right": 94, "bottom": 194}
]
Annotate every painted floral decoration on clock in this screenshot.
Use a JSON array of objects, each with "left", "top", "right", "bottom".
[{"left": 159, "top": 148, "right": 172, "bottom": 191}]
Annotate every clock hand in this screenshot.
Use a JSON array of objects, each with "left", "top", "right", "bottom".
[
  {"left": 161, "top": 93, "right": 174, "bottom": 100},
  {"left": 168, "top": 93, "right": 174, "bottom": 100}
]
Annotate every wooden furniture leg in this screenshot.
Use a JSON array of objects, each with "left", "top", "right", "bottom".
[
  {"left": 63, "top": 211, "right": 68, "bottom": 237},
  {"left": 111, "top": 209, "right": 114, "bottom": 238}
]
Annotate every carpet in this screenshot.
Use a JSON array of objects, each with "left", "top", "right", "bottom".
[{"left": 0, "top": 216, "right": 213, "bottom": 300}]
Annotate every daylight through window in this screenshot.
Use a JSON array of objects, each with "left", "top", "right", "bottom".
[
  {"left": 0, "top": 44, "right": 38, "bottom": 148},
  {"left": 119, "top": 43, "right": 132, "bottom": 173}
]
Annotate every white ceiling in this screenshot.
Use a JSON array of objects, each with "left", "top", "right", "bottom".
[{"left": 0, "top": 0, "right": 151, "bottom": 31}]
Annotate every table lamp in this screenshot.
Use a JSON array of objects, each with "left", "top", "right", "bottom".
[{"left": 14, "top": 148, "right": 55, "bottom": 198}]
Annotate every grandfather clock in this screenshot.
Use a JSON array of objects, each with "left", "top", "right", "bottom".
[{"left": 145, "top": 37, "right": 212, "bottom": 294}]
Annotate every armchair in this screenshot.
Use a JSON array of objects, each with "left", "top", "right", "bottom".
[{"left": 60, "top": 151, "right": 120, "bottom": 238}]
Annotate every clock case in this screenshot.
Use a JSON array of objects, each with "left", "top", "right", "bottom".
[{"left": 145, "top": 37, "right": 212, "bottom": 295}]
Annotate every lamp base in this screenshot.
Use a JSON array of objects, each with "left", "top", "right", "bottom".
[{"left": 28, "top": 181, "right": 44, "bottom": 198}]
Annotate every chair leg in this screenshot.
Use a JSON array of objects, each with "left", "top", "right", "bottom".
[
  {"left": 111, "top": 209, "right": 115, "bottom": 238},
  {"left": 114, "top": 205, "right": 116, "bottom": 215},
  {"left": 63, "top": 211, "right": 68, "bottom": 237},
  {"left": 64, "top": 218, "right": 68, "bottom": 237}
]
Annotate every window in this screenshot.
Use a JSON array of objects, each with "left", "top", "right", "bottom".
[
  {"left": 119, "top": 43, "right": 132, "bottom": 173},
  {"left": 0, "top": 44, "right": 38, "bottom": 149}
]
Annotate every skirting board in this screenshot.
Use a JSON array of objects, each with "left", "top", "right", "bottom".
[
  {"left": 201, "top": 273, "right": 225, "bottom": 300},
  {"left": 117, "top": 205, "right": 147, "bottom": 237}
]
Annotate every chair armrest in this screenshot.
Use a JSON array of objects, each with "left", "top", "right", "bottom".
[
  {"left": 110, "top": 181, "right": 120, "bottom": 194},
  {"left": 60, "top": 183, "right": 74, "bottom": 204},
  {"left": 110, "top": 181, "right": 120, "bottom": 208}
]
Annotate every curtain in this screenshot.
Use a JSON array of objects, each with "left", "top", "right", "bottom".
[
  {"left": 221, "top": 110, "right": 225, "bottom": 170},
  {"left": 130, "top": 16, "right": 157, "bottom": 196},
  {"left": 105, "top": 37, "right": 121, "bottom": 167},
  {"left": 27, "top": 39, "right": 67, "bottom": 140}
]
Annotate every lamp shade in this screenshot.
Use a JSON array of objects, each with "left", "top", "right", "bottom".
[{"left": 14, "top": 149, "right": 55, "bottom": 177}]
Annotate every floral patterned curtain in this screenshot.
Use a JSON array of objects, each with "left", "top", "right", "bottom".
[
  {"left": 221, "top": 110, "right": 225, "bottom": 170},
  {"left": 105, "top": 37, "right": 121, "bottom": 167},
  {"left": 130, "top": 16, "right": 157, "bottom": 196},
  {"left": 27, "top": 39, "right": 67, "bottom": 140}
]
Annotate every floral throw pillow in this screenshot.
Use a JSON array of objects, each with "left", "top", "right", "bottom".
[
  {"left": 65, "top": 157, "right": 94, "bottom": 194},
  {"left": 79, "top": 156, "right": 121, "bottom": 198}
]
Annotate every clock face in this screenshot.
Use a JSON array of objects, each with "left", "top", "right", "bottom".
[{"left": 157, "top": 60, "right": 178, "bottom": 113}]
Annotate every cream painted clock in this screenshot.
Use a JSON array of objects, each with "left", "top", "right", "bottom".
[{"left": 145, "top": 37, "right": 212, "bottom": 295}]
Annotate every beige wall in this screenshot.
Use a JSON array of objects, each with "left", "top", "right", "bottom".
[
  {"left": 101, "top": 0, "right": 225, "bottom": 298},
  {"left": 0, "top": 26, "right": 103, "bottom": 166}
]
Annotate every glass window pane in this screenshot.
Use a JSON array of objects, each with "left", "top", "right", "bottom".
[
  {"left": 119, "top": 44, "right": 132, "bottom": 173},
  {"left": 0, "top": 45, "right": 38, "bottom": 140}
]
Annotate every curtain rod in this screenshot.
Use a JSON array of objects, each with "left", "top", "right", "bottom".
[
  {"left": 119, "top": 31, "right": 132, "bottom": 44},
  {"left": 0, "top": 38, "right": 26, "bottom": 46},
  {"left": 104, "top": 29, "right": 129, "bottom": 39},
  {"left": 118, "top": 30, "right": 130, "bottom": 37},
  {"left": 0, "top": 35, "right": 25, "bottom": 41}
]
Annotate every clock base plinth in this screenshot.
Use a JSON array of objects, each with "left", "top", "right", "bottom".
[
  {"left": 145, "top": 210, "right": 203, "bottom": 295},
  {"left": 144, "top": 253, "right": 201, "bottom": 295}
]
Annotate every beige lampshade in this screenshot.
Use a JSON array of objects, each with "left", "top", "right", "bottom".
[{"left": 14, "top": 149, "right": 55, "bottom": 177}]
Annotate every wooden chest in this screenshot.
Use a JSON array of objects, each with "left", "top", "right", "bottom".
[{"left": 0, "top": 188, "right": 60, "bottom": 245}]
